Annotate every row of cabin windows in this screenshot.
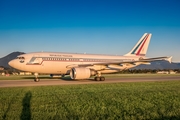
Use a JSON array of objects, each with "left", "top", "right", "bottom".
[{"left": 42, "top": 58, "right": 124, "bottom": 62}]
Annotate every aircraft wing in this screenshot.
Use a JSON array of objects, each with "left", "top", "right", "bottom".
[{"left": 66, "top": 56, "right": 172, "bottom": 68}]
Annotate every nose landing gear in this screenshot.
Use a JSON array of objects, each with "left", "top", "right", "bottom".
[{"left": 34, "top": 73, "right": 40, "bottom": 82}]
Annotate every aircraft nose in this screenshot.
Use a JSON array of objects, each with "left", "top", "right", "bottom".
[{"left": 8, "top": 60, "right": 15, "bottom": 68}]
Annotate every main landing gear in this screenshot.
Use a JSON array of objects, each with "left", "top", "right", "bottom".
[
  {"left": 94, "top": 72, "right": 105, "bottom": 81},
  {"left": 94, "top": 76, "right": 105, "bottom": 81},
  {"left": 34, "top": 73, "right": 40, "bottom": 82}
]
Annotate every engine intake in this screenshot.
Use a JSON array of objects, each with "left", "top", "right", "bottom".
[{"left": 70, "top": 67, "right": 95, "bottom": 79}]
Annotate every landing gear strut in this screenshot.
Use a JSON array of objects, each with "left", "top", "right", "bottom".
[
  {"left": 34, "top": 73, "right": 40, "bottom": 82},
  {"left": 94, "top": 72, "right": 105, "bottom": 81}
]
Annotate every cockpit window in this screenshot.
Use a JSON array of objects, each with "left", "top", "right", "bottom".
[
  {"left": 16, "top": 57, "right": 25, "bottom": 59},
  {"left": 17, "top": 56, "right": 25, "bottom": 63}
]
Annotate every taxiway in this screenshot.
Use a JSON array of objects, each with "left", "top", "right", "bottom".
[{"left": 0, "top": 76, "right": 180, "bottom": 87}]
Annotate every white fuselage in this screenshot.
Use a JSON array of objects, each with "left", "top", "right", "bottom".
[
  {"left": 9, "top": 52, "right": 141, "bottom": 74},
  {"left": 8, "top": 33, "right": 171, "bottom": 81}
]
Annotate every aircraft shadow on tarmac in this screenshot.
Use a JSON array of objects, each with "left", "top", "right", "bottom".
[
  {"left": 61, "top": 77, "right": 94, "bottom": 81},
  {"left": 21, "top": 76, "right": 94, "bottom": 81}
]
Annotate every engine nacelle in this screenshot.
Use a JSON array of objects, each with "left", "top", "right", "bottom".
[{"left": 70, "top": 67, "right": 95, "bottom": 80}]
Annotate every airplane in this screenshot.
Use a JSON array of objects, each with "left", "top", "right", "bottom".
[{"left": 8, "top": 33, "right": 172, "bottom": 82}]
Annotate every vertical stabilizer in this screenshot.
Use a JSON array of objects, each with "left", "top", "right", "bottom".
[{"left": 124, "top": 33, "right": 152, "bottom": 57}]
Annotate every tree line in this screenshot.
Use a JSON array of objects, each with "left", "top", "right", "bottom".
[{"left": 1, "top": 67, "right": 180, "bottom": 75}]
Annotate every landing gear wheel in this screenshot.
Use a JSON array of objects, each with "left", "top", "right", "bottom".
[
  {"left": 100, "top": 77, "right": 105, "bottom": 81},
  {"left": 94, "top": 77, "right": 100, "bottom": 81},
  {"left": 34, "top": 73, "right": 39, "bottom": 82},
  {"left": 34, "top": 78, "right": 40, "bottom": 82}
]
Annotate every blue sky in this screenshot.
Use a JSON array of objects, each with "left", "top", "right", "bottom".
[{"left": 0, "top": 0, "right": 180, "bottom": 62}]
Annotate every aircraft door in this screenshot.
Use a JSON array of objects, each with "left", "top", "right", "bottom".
[{"left": 33, "top": 55, "right": 43, "bottom": 65}]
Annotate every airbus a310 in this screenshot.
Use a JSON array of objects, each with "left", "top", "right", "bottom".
[{"left": 9, "top": 33, "right": 172, "bottom": 82}]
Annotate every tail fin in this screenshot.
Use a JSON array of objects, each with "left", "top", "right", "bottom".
[{"left": 124, "top": 33, "right": 152, "bottom": 57}]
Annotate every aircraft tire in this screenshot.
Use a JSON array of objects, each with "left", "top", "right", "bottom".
[
  {"left": 100, "top": 77, "right": 105, "bottom": 81},
  {"left": 34, "top": 78, "right": 40, "bottom": 82},
  {"left": 95, "top": 77, "right": 100, "bottom": 81}
]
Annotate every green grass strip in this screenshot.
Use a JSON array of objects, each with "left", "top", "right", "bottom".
[{"left": 0, "top": 81, "right": 180, "bottom": 119}]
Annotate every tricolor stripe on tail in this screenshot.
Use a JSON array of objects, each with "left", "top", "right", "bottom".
[{"left": 125, "top": 33, "right": 152, "bottom": 57}]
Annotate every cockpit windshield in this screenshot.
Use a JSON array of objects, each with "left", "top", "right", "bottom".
[
  {"left": 16, "top": 57, "right": 25, "bottom": 59},
  {"left": 16, "top": 56, "right": 25, "bottom": 63}
]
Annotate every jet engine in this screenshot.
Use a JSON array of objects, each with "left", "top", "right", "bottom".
[{"left": 70, "top": 67, "right": 96, "bottom": 79}]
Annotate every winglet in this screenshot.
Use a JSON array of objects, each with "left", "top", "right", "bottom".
[{"left": 166, "top": 56, "right": 172, "bottom": 63}]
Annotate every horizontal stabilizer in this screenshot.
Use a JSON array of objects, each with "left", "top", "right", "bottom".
[{"left": 166, "top": 56, "right": 172, "bottom": 63}]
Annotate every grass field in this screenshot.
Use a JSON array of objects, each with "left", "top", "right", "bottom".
[{"left": 0, "top": 81, "right": 180, "bottom": 119}]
